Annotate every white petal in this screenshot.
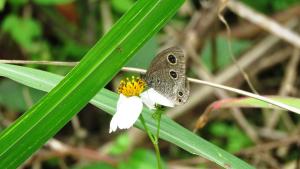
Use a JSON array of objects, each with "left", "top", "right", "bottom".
[
  {"left": 109, "top": 94, "right": 143, "bottom": 133},
  {"left": 139, "top": 90, "right": 156, "bottom": 110},
  {"left": 140, "top": 88, "right": 174, "bottom": 109}
]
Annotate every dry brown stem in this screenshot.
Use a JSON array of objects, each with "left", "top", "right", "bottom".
[
  {"left": 238, "top": 134, "right": 300, "bottom": 155},
  {"left": 266, "top": 49, "right": 300, "bottom": 129}
]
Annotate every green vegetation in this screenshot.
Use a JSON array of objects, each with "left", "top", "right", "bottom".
[{"left": 0, "top": 0, "right": 299, "bottom": 168}]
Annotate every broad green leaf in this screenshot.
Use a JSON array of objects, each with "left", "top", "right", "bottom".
[
  {"left": 0, "top": 80, "right": 45, "bottom": 111},
  {"left": 0, "top": 0, "right": 185, "bottom": 168},
  {"left": 0, "top": 63, "right": 254, "bottom": 169}
]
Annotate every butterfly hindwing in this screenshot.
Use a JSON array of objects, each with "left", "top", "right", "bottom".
[{"left": 143, "top": 47, "right": 189, "bottom": 105}]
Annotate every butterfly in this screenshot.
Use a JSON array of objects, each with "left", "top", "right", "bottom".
[{"left": 142, "top": 47, "right": 189, "bottom": 105}]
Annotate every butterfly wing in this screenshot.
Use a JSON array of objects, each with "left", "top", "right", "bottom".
[{"left": 143, "top": 47, "right": 189, "bottom": 105}]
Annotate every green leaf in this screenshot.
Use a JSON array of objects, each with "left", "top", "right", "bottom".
[
  {"left": 0, "top": 80, "right": 45, "bottom": 111},
  {"left": 0, "top": 63, "right": 254, "bottom": 169},
  {"left": 125, "top": 37, "right": 158, "bottom": 69},
  {"left": 209, "top": 97, "right": 300, "bottom": 110},
  {"left": 0, "top": 0, "right": 185, "bottom": 168}
]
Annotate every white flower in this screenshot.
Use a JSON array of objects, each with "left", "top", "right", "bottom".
[
  {"left": 109, "top": 94, "right": 143, "bottom": 133},
  {"left": 109, "top": 77, "right": 174, "bottom": 133}
]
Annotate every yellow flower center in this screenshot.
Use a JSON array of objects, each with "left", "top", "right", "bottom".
[{"left": 118, "top": 76, "right": 146, "bottom": 97}]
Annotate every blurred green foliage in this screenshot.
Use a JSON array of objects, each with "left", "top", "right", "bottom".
[
  {"left": 0, "top": 0, "right": 299, "bottom": 168},
  {"left": 8, "top": 0, "right": 27, "bottom": 6},
  {"left": 2, "top": 15, "right": 41, "bottom": 49},
  {"left": 0, "top": 0, "right": 5, "bottom": 10},
  {"left": 9, "top": 0, "right": 72, "bottom": 6},
  {"left": 72, "top": 149, "right": 160, "bottom": 169},
  {"left": 73, "top": 162, "right": 115, "bottom": 169},
  {"left": 33, "top": 0, "right": 73, "bottom": 5},
  {"left": 201, "top": 36, "right": 251, "bottom": 72},
  {"left": 108, "top": 133, "right": 131, "bottom": 155},
  {"left": 111, "top": 0, "right": 135, "bottom": 13},
  {"left": 1, "top": 14, "right": 51, "bottom": 60},
  {"left": 209, "top": 122, "right": 252, "bottom": 153},
  {"left": 241, "top": 0, "right": 300, "bottom": 13},
  {"left": 119, "top": 149, "right": 164, "bottom": 169}
]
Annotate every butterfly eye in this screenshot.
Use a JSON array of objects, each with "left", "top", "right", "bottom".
[
  {"left": 167, "top": 54, "right": 177, "bottom": 64},
  {"left": 178, "top": 91, "right": 183, "bottom": 96},
  {"left": 178, "top": 98, "right": 182, "bottom": 103},
  {"left": 169, "top": 70, "right": 178, "bottom": 79}
]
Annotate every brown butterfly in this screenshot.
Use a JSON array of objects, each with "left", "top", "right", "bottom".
[{"left": 142, "top": 47, "right": 189, "bottom": 105}]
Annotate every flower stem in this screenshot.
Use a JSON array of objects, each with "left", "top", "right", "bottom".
[
  {"left": 140, "top": 114, "right": 155, "bottom": 142},
  {"left": 155, "top": 110, "right": 162, "bottom": 141},
  {"left": 140, "top": 114, "right": 163, "bottom": 169}
]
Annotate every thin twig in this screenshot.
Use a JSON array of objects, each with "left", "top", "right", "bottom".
[
  {"left": 0, "top": 59, "right": 147, "bottom": 74},
  {"left": 70, "top": 115, "right": 87, "bottom": 142},
  {"left": 0, "top": 60, "right": 78, "bottom": 66},
  {"left": 218, "top": 0, "right": 258, "bottom": 94}
]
